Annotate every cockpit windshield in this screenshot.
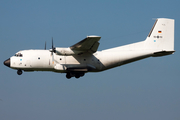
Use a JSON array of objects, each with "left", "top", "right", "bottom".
[{"left": 14, "top": 53, "right": 23, "bottom": 57}]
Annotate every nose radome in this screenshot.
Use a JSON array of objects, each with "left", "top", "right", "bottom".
[{"left": 4, "top": 58, "right": 10, "bottom": 67}]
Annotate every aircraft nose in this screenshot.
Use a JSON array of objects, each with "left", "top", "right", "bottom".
[{"left": 4, "top": 58, "right": 10, "bottom": 67}]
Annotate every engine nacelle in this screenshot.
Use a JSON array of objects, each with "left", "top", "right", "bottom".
[{"left": 55, "top": 47, "right": 82, "bottom": 55}]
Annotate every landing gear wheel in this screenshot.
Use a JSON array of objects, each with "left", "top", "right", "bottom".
[
  {"left": 66, "top": 73, "right": 71, "bottom": 79},
  {"left": 17, "top": 69, "right": 22, "bottom": 75},
  {"left": 66, "top": 72, "right": 85, "bottom": 79},
  {"left": 79, "top": 72, "right": 85, "bottom": 77},
  {"left": 75, "top": 74, "right": 80, "bottom": 79}
]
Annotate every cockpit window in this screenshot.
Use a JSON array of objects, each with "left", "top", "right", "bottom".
[{"left": 14, "top": 53, "right": 23, "bottom": 57}]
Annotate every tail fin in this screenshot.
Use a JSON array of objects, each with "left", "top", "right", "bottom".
[{"left": 145, "top": 18, "right": 175, "bottom": 55}]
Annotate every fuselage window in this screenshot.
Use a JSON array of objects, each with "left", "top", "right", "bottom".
[{"left": 38, "top": 57, "right": 40, "bottom": 60}]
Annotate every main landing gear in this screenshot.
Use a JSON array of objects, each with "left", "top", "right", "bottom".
[
  {"left": 17, "top": 69, "right": 23, "bottom": 75},
  {"left": 66, "top": 72, "right": 85, "bottom": 79}
]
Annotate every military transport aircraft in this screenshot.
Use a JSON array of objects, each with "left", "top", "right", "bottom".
[{"left": 4, "top": 18, "right": 175, "bottom": 79}]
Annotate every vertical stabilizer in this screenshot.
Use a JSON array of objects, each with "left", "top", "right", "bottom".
[{"left": 145, "top": 18, "right": 174, "bottom": 52}]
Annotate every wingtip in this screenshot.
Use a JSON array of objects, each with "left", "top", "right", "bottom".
[{"left": 87, "top": 35, "right": 101, "bottom": 38}]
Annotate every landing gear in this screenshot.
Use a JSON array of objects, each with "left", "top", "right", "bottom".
[
  {"left": 66, "top": 72, "right": 85, "bottom": 79},
  {"left": 17, "top": 69, "right": 23, "bottom": 75},
  {"left": 66, "top": 73, "right": 71, "bottom": 79},
  {"left": 75, "top": 74, "right": 80, "bottom": 78}
]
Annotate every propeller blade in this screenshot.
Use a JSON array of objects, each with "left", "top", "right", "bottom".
[
  {"left": 51, "top": 37, "right": 56, "bottom": 53},
  {"left": 44, "top": 42, "right": 46, "bottom": 50},
  {"left": 51, "top": 37, "right": 55, "bottom": 64},
  {"left": 52, "top": 37, "right": 53, "bottom": 50}
]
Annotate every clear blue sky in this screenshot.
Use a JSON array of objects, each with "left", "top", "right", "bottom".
[{"left": 1, "top": 0, "right": 180, "bottom": 120}]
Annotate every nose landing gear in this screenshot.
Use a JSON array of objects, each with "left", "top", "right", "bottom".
[{"left": 17, "top": 69, "right": 23, "bottom": 75}]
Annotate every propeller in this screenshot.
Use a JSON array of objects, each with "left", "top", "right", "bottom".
[
  {"left": 51, "top": 37, "right": 56, "bottom": 53},
  {"left": 50, "top": 37, "right": 56, "bottom": 64}
]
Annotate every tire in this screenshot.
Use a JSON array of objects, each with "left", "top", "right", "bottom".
[
  {"left": 66, "top": 73, "right": 71, "bottom": 79},
  {"left": 75, "top": 74, "right": 80, "bottom": 78},
  {"left": 17, "top": 70, "right": 22, "bottom": 75}
]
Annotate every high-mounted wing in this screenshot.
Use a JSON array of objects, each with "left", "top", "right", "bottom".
[
  {"left": 55, "top": 35, "right": 101, "bottom": 55},
  {"left": 70, "top": 35, "right": 101, "bottom": 53}
]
